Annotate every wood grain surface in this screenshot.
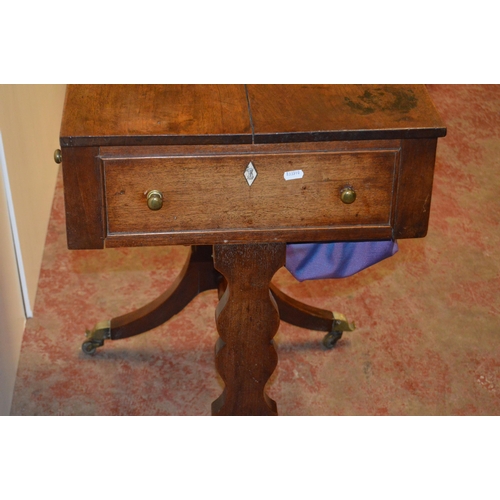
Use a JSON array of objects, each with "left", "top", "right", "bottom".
[
  {"left": 61, "top": 146, "right": 104, "bottom": 249},
  {"left": 104, "top": 148, "right": 398, "bottom": 236},
  {"left": 59, "top": 85, "right": 445, "bottom": 247},
  {"left": 247, "top": 84, "right": 447, "bottom": 142},
  {"left": 60, "top": 85, "right": 252, "bottom": 146},
  {"left": 60, "top": 85, "right": 446, "bottom": 147},
  {"left": 394, "top": 138, "right": 439, "bottom": 238},
  {"left": 212, "top": 243, "right": 286, "bottom": 415}
]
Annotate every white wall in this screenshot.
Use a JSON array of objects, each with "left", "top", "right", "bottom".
[
  {"left": 0, "top": 153, "right": 26, "bottom": 416},
  {"left": 0, "top": 84, "right": 66, "bottom": 415}
]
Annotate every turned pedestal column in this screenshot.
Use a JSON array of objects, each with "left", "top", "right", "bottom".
[{"left": 212, "top": 243, "right": 286, "bottom": 416}]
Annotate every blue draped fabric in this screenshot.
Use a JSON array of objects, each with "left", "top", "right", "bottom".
[{"left": 285, "top": 241, "right": 398, "bottom": 281}]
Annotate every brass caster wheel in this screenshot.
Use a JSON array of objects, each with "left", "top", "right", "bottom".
[
  {"left": 82, "top": 320, "right": 111, "bottom": 355},
  {"left": 82, "top": 341, "right": 98, "bottom": 355},
  {"left": 322, "top": 312, "right": 355, "bottom": 349},
  {"left": 322, "top": 331, "right": 343, "bottom": 349}
]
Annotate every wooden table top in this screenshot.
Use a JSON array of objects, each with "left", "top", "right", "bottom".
[{"left": 60, "top": 85, "right": 446, "bottom": 147}]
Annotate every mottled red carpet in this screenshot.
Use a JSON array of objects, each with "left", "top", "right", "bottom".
[{"left": 10, "top": 85, "right": 500, "bottom": 415}]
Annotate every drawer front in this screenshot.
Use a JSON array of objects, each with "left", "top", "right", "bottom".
[{"left": 104, "top": 150, "right": 398, "bottom": 237}]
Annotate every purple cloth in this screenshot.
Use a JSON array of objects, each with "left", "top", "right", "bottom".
[{"left": 285, "top": 241, "right": 398, "bottom": 281}]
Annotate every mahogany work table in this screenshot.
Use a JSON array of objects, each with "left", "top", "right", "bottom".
[{"left": 58, "top": 84, "right": 446, "bottom": 416}]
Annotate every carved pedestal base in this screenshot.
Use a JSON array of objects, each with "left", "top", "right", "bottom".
[{"left": 82, "top": 245, "right": 355, "bottom": 415}]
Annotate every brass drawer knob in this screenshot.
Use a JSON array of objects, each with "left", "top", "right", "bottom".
[
  {"left": 340, "top": 186, "right": 356, "bottom": 204},
  {"left": 54, "top": 149, "right": 62, "bottom": 164},
  {"left": 146, "top": 190, "right": 163, "bottom": 210}
]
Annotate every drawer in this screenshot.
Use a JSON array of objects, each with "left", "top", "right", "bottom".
[{"left": 103, "top": 149, "right": 399, "bottom": 237}]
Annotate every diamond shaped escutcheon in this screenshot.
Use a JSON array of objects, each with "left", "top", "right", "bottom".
[{"left": 244, "top": 162, "right": 257, "bottom": 186}]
